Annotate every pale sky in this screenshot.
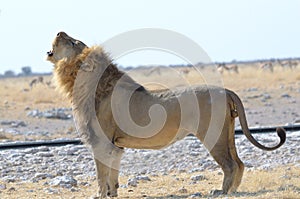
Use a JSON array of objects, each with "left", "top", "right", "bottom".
[{"left": 0, "top": 0, "right": 299, "bottom": 73}]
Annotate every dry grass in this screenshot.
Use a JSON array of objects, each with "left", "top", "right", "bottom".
[
  {"left": 0, "top": 166, "right": 299, "bottom": 198},
  {"left": 0, "top": 76, "right": 68, "bottom": 107},
  {"left": 224, "top": 65, "right": 300, "bottom": 90},
  {"left": 1, "top": 65, "right": 299, "bottom": 109},
  {"left": 127, "top": 65, "right": 300, "bottom": 92},
  {"left": 0, "top": 76, "right": 70, "bottom": 121}
]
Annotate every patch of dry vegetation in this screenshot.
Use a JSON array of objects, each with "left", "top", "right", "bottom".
[
  {"left": 0, "top": 166, "right": 299, "bottom": 198},
  {"left": 128, "top": 65, "right": 300, "bottom": 92},
  {"left": 0, "top": 76, "right": 70, "bottom": 122},
  {"left": 0, "top": 76, "right": 68, "bottom": 108},
  {"left": 223, "top": 65, "right": 300, "bottom": 90},
  {"left": 0, "top": 65, "right": 299, "bottom": 109}
]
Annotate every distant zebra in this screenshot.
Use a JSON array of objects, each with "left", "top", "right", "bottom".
[
  {"left": 29, "top": 76, "right": 44, "bottom": 89},
  {"left": 217, "top": 63, "right": 239, "bottom": 74}
]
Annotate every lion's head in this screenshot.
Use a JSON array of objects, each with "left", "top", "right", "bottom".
[
  {"left": 47, "top": 32, "right": 87, "bottom": 64},
  {"left": 46, "top": 32, "right": 125, "bottom": 101}
]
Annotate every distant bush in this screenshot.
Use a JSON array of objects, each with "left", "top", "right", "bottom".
[
  {"left": 21, "top": 66, "right": 32, "bottom": 76},
  {"left": 4, "top": 70, "right": 15, "bottom": 77}
]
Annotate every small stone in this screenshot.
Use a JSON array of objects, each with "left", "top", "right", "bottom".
[
  {"left": 37, "top": 152, "right": 54, "bottom": 157},
  {"left": 0, "top": 120, "right": 12, "bottom": 125},
  {"left": 3, "top": 177, "right": 16, "bottom": 183},
  {"left": 33, "top": 173, "right": 53, "bottom": 181},
  {"left": 246, "top": 87, "right": 258, "bottom": 92},
  {"left": 70, "top": 187, "right": 78, "bottom": 192},
  {"left": 189, "top": 192, "right": 202, "bottom": 198},
  {"left": 0, "top": 184, "right": 6, "bottom": 190},
  {"left": 262, "top": 93, "right": 271, "bottom": 100},
  {"left": 281, "top": 93, "right": 291, "bottom": 98},
  {"left": 37, "top": 146, "right": 50, "bottom": 152},
  {"left": 189, "top": 152, "right": 199, "bottom": 156},
  {"left": 44, "top": 187, "right": 59, "bottom": 194},
  {"left": 136, "top": 176, "right": 151, "bottom": 181},
  {"left": 190, "top": 174, "right": 206, "bottom": 182},
  {"left": 119, "top": 184, "right": 128, "bottom": 188},
  {"left": 259, "top": 163, "right": 272, "bottom": 170},
  {"left": 8, "top": 187, "right": 16, "bottom": 192},
  {"left": 127, "top": 178, "right": 138, "bottom": 187},
  {"left": 24, "top": 148, "right": 39, "bottom": 154},
  {"left": 188, "top": 168, "right": 204, "bottom": 173},
  {"left": 178, "top": 187, "right": 188, "bottom": 193},
  {"left": 11, "top": 121, "right": 26, "bottom": 128},
  {"left": 49, "top": 176, "right": 77, "bottom": 188},
  {"left": 79, "top": 182, "right": 90, "bottom": 186}
]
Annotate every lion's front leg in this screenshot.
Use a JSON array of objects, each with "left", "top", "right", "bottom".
[
  {"left": 107, "top": 150, "right": 122, "bottom": 197},
  {"left": 94, "top": 158, "right": 110, "bottom": 198},
  {"left": 107, "top": 168, "right": 120, "bottom": 197}
]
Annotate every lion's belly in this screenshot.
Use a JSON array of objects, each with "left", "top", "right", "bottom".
[{"left": 114, "top": 126, "right": 187, "bottom": 149}]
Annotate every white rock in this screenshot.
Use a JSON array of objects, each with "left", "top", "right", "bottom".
[
  {"left": 49, "top": 176, "right": 77, "bottom": 188},
  {"left": 127, "top": 178, "right": 138, "bottom": 187},
  {"left": 136, "top": 175, "right": 151, "bottom": 181},
  {"left": 190, "top": 174, "right": 206, "bottom": 182}
]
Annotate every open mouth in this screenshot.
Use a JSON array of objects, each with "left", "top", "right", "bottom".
[{"left": 47, "top": 50, "right": 53, "bottom": 57}]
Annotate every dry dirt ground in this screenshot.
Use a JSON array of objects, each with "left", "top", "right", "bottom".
[{"left": 0, "top": 63, "right": 300, "bottom": 198}]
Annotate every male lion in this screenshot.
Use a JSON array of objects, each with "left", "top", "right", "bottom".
[{"left": 47, "top": 32, "right": 286, "bottom": 198}]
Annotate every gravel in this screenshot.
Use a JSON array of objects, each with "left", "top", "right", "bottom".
[
  {"left": 0, "top": 131, "right": 299, "bottom": 189},
  {"left": 27, "top": 108, "right": 72, "bottom": 120},
  {"left": 0, "top": 120, "right": 26, "bottom": 128}
]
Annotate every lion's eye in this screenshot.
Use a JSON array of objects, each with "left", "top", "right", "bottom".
[
  {"left": 57, "top": 32, "right": 60, "bottom": 37},
  {"left": 71, "top": 41, "right": 75, "bottom": 47}
]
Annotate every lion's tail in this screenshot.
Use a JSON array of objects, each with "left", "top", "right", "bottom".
[{"left": 228, "top": 90, "right": 286, "bottom": 151}]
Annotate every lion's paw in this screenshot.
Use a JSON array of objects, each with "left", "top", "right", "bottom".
[{"left": 210, "top": 189, "right": 226, "bottom": 196}]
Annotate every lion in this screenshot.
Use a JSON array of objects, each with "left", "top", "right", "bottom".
[{"left": 47, "top": 32, "right": 286, "bottom": 198}]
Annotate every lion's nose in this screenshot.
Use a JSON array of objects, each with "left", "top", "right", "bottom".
[{"left": 47, "top": 51, "right": 53, "bottom": 56}]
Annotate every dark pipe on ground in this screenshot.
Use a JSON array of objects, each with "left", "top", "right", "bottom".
[{"left": 0, "top": 124, "right": 299, "bottom": 150}]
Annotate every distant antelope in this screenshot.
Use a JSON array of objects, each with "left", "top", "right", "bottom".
[
  {"left": 29, "top": 76, "right": 44, "bottom": 89},
  {"left": 217, "top": 63, "right": 239, "bottom": 74},
  {"left": 180, "top": 68, "right": 190, "bottom": 75},
  {"left": 278, "top": 60, "right": 298, "bottom": 70},
  {"left": 259, "top": 62, "right": 273, "bottom": 73},
  {"left": 144, "top": 67, "right": 161, "bottom": 76},
  {"left": 45, "top": 81, "right": 52, "bottom": 87}
]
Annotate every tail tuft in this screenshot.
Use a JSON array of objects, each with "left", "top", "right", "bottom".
[{"left": 276, "top": 127, "right": 286, "bottom": 146}]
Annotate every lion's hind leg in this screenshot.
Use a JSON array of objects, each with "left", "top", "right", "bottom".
[
  {"left": 230, "top": 149, "right": 244, "bottom": 192},
  {"left": 202, "top": 119, "right": 243, "bottom": 194},
  {"left": 226, "top": 114, "right": 244, "bottom": 192},
  {"left": 209, "top": 144, "right": 239, "bottom": 194},
  {"left": 228, "top": 132, "right": 244, "bottom": 192}
]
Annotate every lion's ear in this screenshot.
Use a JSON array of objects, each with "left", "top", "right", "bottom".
[{"left": 80, "top": 63, "right": 95, "bottom": 72}]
